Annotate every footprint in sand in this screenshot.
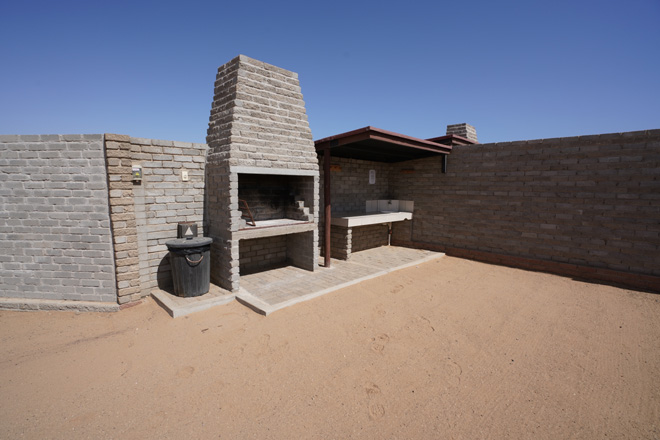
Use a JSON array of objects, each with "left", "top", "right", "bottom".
[
  {"left": 368, "top": 403, "right": 386, "bottom": 420},
  {"left": 445, "top": 358, "right": 463, "bottom": 386},
  {"left": 372, "top": 304, "right": 386, "bottom": 318},
  {"left": 390, "top": 284, "right": 404, "bottom": 294},
  {"left": 175, "top": 366, "right": 195, "bottom": 378},
  {"left": 258, "top": 333, "right": 271, "bottom": 355},
  {"left": 370, "top": 333, "right": 390, "bottom": 353},
  {"left": 404, "top": 315, "right": 435, "bottom": 333},
  {"left": 365, "top": 382, "right": 381, "bottom": 396},
  {"left": 365, "top": 382, "right": 386, "bottom": 420},
  {"left": 232, "top": 344, "right": 246, "bottom": 356}
]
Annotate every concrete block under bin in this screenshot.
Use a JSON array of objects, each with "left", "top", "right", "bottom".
[{"left": 165, "top": 237, "right": 213, "bottom": 297}]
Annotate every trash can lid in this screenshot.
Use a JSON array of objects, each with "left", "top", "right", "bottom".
[{"left": 165, "top": 236, "right": 213, "bottom": 249}]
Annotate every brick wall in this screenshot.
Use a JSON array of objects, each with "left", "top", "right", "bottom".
[
  {"left": 390, "top": 129, "right": 660, "bottom": 290},
  {"left": 0, "top": 135, "right": 116, "bottom": 303},
  {"left": 105, "top": 134, "right": 207, "bottom": 303},
  {"left": 318, "top": 156, "right": 391, "bottom": 256},
  {"left": 239, "top": 236, "right": 287, "bottom": 273},
  {"left": 352, "top": 224, "right": 389, "bottom": 253},
  {"left": 330, "top": 226, "right": 351, "bottom": 259},
  {"left": 319, "top": 156, "right": 391, "bottom": 214}
]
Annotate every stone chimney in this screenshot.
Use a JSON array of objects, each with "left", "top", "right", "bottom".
[
  {"left": 205, "top": 55, "right": 319, "bottom": 292},
  {"left": 446, "top": 123, "right": 478, "bottom": 143}
]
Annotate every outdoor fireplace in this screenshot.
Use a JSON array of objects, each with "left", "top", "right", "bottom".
[
  {"left": 237, "top": 173, "right": 314, "bottom": 229},
  {"left": 205, "top": 55, "right": 319, "bottom": 292}
]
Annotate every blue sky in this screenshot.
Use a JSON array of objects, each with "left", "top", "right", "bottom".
[{"left": 1, "top": 0, "right": 658, "bottom": 144}]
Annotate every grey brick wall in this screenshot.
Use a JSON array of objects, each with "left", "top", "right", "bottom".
[
  {"left": 330, "top": 226, "right": 351, "bottom": 260},
  {"left": 133, "top": 136, "right": 207, "bottom": 295},
  {"left": 352, "top": 224, "right": 389, "bottom": 253},
  {"left": 390, "top": 129, "right": 660, "bottom": 278},
  {"left": 239, "top": 236, "right": 287, "bottom": 273},
  {"left": 319, "top": 157, "right": 391, "bottom": 215},
  {"left": 318, "top": 156, "right": 391, "bottom": 256},
  {"left": 0, "top": 135, "right": 116, "bottom": 302},
  {"left": 105, "top": 134, "right": 207, "bottom": 302}
]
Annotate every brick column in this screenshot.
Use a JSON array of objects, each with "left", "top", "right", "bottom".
[{"left": 104, "top": 134, "right": 141, "bottom": 304}]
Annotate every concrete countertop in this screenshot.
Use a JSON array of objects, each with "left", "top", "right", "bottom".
[{"left": 330, "top": 211, "right": 412, "bottom": 228}]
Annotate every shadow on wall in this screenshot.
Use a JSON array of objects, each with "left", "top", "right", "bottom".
[{"left": 157, "top": 255, "right": 174, "bottom": 294}]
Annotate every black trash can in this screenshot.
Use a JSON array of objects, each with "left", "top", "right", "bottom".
[{"left": 165, "top": 236, "right": 213, "bottom": 297}]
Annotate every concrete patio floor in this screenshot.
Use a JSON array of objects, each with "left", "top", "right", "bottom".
[{"left": 152, "top": 246, "right": 443, "bottom": 317}]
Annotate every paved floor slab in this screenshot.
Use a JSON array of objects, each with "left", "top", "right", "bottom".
[
  {"left": 151, "top": 246, "right": 443, "bottom": 317},
  {"left": 237, "top": 246, "right": 444, "bottom": 315}
]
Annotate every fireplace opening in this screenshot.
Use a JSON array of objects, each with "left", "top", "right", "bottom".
[{"left": 237, "top": 174, "right": 314, "bottom": 230}]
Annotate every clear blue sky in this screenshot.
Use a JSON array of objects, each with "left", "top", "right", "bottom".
[{"left": 1, "top": 0, "right": 658, "bottom": 144}]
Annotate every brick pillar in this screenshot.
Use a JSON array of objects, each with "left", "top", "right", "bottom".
[
  {"left": 446, "top": 123, "right": 478, "bottom": 143},
  {"left": 104, "top": 134, "right": 141, "bottom": 304}
]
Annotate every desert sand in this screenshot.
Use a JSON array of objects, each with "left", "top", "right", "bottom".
[{"left": 1, "top": 256, "right": 659, "bottom": 439}]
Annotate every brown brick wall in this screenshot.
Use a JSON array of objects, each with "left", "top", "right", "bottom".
[{"left": 390, "top": 129, "right": 660, "bottom": 289}]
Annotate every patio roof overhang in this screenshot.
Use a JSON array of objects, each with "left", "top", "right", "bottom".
[
  {"left": 314, "top": 126, "right": 453, "bottom": 162},
  {"left": 315, "top": 126, "right": 476, "bottom": 269}
]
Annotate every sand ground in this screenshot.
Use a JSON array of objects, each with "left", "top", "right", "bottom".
[{"left": 1, "top": 256, "right": 659, "bottom": 439}]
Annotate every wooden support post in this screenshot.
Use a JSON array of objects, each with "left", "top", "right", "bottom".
[{"left": 324, "top": 147, "right": 331, "bottom": 268}]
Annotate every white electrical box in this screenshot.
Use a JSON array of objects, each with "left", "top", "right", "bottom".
[
  {"left": 132, "top": 165, "right": 142, "bottom": 181},
  {"left": 181, "top": 170, "right": 189, "bottom": 181}
]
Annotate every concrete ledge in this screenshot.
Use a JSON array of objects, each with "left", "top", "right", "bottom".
[
  {"left": 331, "top": 212, "right": 412, "bottom": 227},
  {"left": 231, "top": 166, "right": 319, "bottom": 176},
  {"left": 234, "top": 221, "right": 316, "bottom": 240},
  {"left": 151, "top": 284, "right": 235, "bottom": 318},
  {"left": 236, "top": 289, "right": 274, "bottom": 315},
  {"left": 0, "top": 297, "right": 120, "bottom": 313}
]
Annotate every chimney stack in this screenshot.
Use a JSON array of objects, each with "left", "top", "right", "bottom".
[{"left": 446, "top": 123, "right": 477, "bottom": 143}]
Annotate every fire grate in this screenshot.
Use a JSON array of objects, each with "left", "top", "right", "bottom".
[{"left": 238, "top": 199, "right": 256, "bottom": 227}]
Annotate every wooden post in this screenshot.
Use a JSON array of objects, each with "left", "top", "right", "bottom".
[{"left": 324, "top": 147, "right": 331, "bottom": 268}]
